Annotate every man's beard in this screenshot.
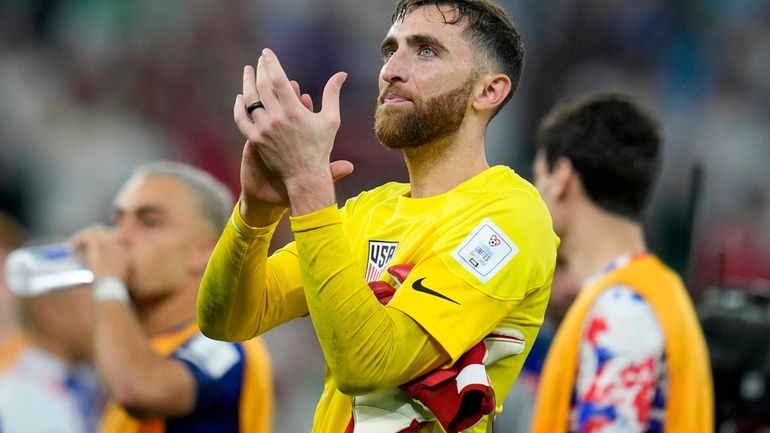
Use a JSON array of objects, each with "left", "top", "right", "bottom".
[{"left": 374, "top": 77, "right": 475, "bottom": 149}]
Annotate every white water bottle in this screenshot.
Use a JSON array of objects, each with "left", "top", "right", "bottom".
[{"left": 3, "top": 242, "right": 94, "bottom": 297}]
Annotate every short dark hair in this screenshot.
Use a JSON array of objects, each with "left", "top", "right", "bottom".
[
  {"left": 131, "top": 161, "right": 234, "bottom": 233},
  {"left": 536, "top": 94, "right": 662, "bottom": 221},
  {"left": 393, "top": 0, "right": 525, "bottom": 109}
]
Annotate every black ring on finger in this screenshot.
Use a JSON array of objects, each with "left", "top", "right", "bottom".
[{"left": 245, "top": 100, "right": 264, "bottom": 115}]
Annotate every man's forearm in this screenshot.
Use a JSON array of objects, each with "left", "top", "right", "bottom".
[
  {"left": 94, "top": 298, "right": 195, "bottom": 418},
  {"left": 197, "top": 204, "right": 282, "bottom": 341}
]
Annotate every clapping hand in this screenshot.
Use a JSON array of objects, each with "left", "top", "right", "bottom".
[{"left": 234, "top": 49, "right": 353, "bottom": 225}]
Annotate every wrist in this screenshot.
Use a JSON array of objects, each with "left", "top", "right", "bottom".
[
  {"left": 284, "top": 170, "right": 336, "bottom": 216},
  {"left": 93, "top": 276, "right": 130, "bottom": 304},
  {"left": 238, "top": 198, "right": 286, "bottom": 228}
]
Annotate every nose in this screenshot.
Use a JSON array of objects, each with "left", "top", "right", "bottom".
[
  {"left": 380, "top": 49, "right": 410, "bottom": 84},
  {"left": 112, "top": 222, "right": 133, "bottom": 248}
]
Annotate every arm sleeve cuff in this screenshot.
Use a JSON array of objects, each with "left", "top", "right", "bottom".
[
  {"left": 229, "top": 200, "right": 283, "bottom": 239},
  {"left": 288, "top": 205, "right": 342, "bottom": 233}
]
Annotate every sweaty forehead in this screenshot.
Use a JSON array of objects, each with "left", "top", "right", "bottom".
[
  {"left": 401, "top": 3, "right": 466, "bottom": 23},
  {"left": 390, "top": 5, "right": 468, "bottom": 35},
  {"left": 385, "top": 7, "right": 473, "bottom": 60}
]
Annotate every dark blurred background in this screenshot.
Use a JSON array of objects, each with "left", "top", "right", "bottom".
[{"left": 1, "top": 1, "right": 768, "bottom": 431}]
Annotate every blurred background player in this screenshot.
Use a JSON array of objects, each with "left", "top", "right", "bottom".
[
  {"left": 530, "top": 94, "right": 712, "bottom": 433},
  {"left": 0, "top": 213, "right": 104, "bottom": 433},
  {"left": 0, "top": 213, "right": 24, "bottom": 363},
  {"left": 0, "top": 287, "right": 104, "bottom": 433},
  {"left": 72, "top": 161, "right": 273, "bottom": 433}
]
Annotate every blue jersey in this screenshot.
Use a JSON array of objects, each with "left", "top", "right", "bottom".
[{"left": 100, "top": 323, "right": 272, "bottom": 433}]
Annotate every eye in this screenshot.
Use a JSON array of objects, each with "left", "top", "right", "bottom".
[
  {"left": 381, "top": 47, "right": 396, "bottom": 62},
  {"left": 139, "top": 216, "right": 162, "bottom": 228},
  {"left": 418, "top": 46, "right": 437, "bottom": 57}
]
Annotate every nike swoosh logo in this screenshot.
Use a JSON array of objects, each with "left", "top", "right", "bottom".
[{"left": 412, "top": 278, "right": 459, "bottom": 305}]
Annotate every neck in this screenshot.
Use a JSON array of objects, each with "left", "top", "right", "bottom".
[
  {"left": 560, "top": 203, "right": 647, "bottom": 285},
  {"left": 403, "top": 125, "right": 489, "bottom": 198},
  {"left": 134, "top": 285, "right": 197, "bottom": 337}
]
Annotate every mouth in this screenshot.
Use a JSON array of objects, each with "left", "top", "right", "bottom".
[{"left": 380, "top": 92, "right": 413, "bottom": 106}]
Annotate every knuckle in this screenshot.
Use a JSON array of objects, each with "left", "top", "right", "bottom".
[
  {"left": 246, "top": 129, "right": 264, "bottom": 144},
  {"left": 284, "top": 109, "right": 300, "bottom": 123},
  {"left": 325, "top": 117, "right": 341, "bottom": 130},
  {"left": 267, "top": 116, "right": 284, "bottom": 130}
]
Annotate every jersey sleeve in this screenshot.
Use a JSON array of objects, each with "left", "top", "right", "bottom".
[
  {"left": 388, "top": 202, "right": 557, "bottom": 362},
  {"left": 197, "top": 202, "right": 307, "bottom": 340},
  {"left": 172, "top": 334, "right": 246, "bottom": 415},
  {"left": 573, "top": 285, "right": 666, "bottom": 433},
  {"left": 438, "top": 201, "right": 557, "bottom": 301},
  {"left": 386, "top": 254, "right": 518, "bottom": 362}
]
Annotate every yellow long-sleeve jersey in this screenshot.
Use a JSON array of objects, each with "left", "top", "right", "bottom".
[{"left": 198, "top": 165, "right": 559, "bottom": 432}]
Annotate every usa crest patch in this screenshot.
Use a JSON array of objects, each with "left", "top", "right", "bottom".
[{"left": 366, "top": 240, "right": 398, "bottom": 282}]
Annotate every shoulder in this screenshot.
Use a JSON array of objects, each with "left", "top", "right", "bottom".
[
  {"left": 449, "top": 166, "right": 554, "bottom": 240},
  {"left": 341, "top": 181, "right": 409, "bottom": 214},
  {"left": 174, "top": 333, "right": 244, "bottom": 380},
  {"left": 589, "top": 285, "right": 659, "bottom": 319},
  {"left": 583, "top": 285, "right": 664, "bottom": 354},
  {"left": 437, "top": 167, "right": 558, "bottom": 298},
  {"left": 462, "top": 166, "right": 540, "bottom": 198}
]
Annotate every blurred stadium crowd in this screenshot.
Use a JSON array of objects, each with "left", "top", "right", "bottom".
[{"left": 1, "top": 0, "right": 769, "bottom": 432}]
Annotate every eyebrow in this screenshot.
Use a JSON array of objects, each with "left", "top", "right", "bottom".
[
  {"left": 113, "top": 205, "right": 166, "bottom": 220},
  {"left": 380, "top": 34, "right": 449, "bottom": 56}
]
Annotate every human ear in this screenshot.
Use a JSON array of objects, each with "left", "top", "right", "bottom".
[
  {"left": 471, "top": 73, "right": 511, "bottom": 112},
  {"left": 551, "top": 157, "right": 575, "bottom": 200}
]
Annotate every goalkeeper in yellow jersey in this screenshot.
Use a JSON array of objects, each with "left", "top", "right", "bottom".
[{"left": 197, "top": 1, "right": 559, "bottom": 432}]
